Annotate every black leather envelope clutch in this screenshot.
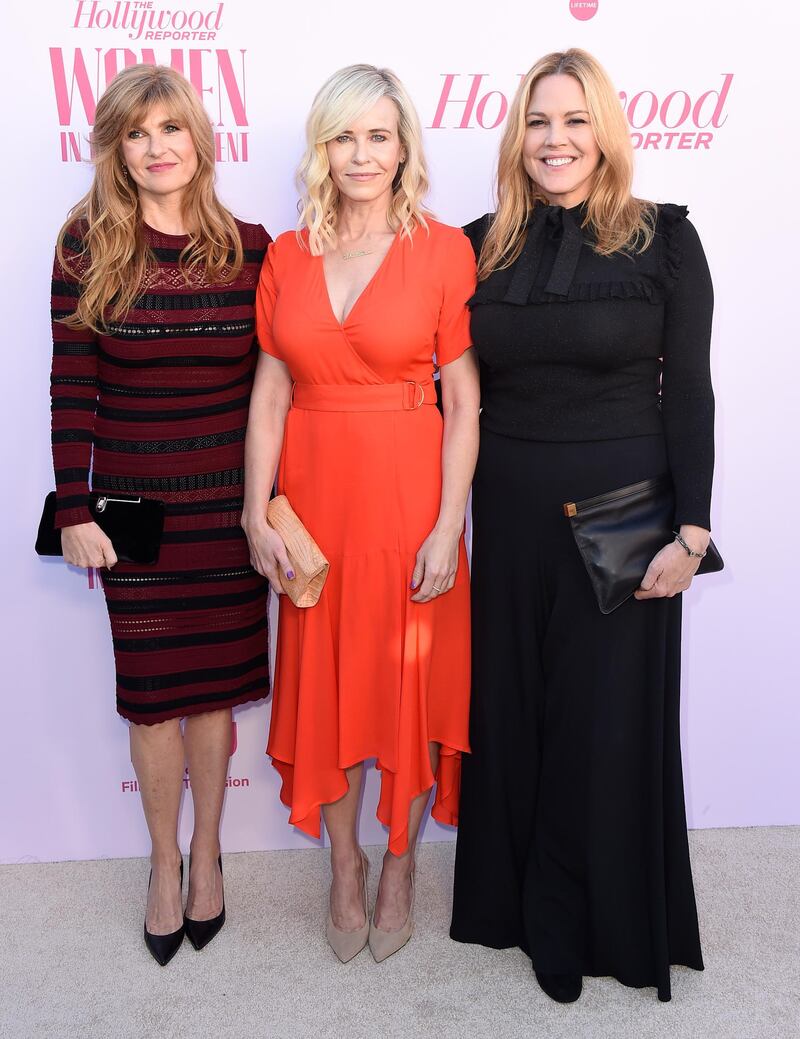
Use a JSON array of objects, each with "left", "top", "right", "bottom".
[
  {"left": 35, "top": 491, "right": 165, "bottom": 565},
  {"left": 563, "top": 475, "right": 723, "bottom": 614}
]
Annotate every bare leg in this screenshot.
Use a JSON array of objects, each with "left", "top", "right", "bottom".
[
  {"left": 322, "top": 764, "right": 366, "bottom": 931},
  {"left": 129, "top": 719, "right": 185, "bottom": 936},
  {"left": 374, "top": 742, "right": 440, "bottom": 931},
  {"left": 183, "top": 707, "right": 231, "bottom": 920}
]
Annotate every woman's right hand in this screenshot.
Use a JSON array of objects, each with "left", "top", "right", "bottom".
[
  {"left": 241, "top": 514, "right": 294, "bottom": 595},
  {"left": 60, "top": 521, "right": 118, "bottom": 569}
]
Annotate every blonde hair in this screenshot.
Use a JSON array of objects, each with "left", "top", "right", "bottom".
[
  {"left": 478, "top": 48, "right": 654, "bottom": 280},
  {"left": 297, "top": 64, "right": 431, "bottom": 255},
  {"left": 57, "top": 64, "right": 243, "bottom": 332}
]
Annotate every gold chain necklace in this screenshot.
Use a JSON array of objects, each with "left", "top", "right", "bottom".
[{"left": 340, "top": 248, "right": 374, "bottom": 261}]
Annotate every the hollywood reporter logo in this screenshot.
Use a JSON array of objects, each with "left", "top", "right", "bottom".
[
  {"left": 121, "top": 721, "right": 251, "bottom": 792},
  {"left": 429, "top": 73, "right": 733, "bottom": 150},
  {"left": 73, "top": 1, "right": 224, "bottom": 41},
  {"left": 52, "top": 1, "right": 248, "bottom": 164}
]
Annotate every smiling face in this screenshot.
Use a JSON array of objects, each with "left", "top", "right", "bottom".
[
  {"left": 522, "top": 73, "right": 602, "bottom": 208},
  {"left": 119, "top": 101, "right": 199, "bottom": 206},
  {"left": 325, "top": 96, "right": 406, "bottom": 209}
]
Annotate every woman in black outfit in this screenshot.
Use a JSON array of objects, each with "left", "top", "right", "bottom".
[{"left": 450, "top": 49, "right": 714, "bottom": 1003}]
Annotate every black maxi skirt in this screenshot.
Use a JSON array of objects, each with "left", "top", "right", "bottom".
[{"left": 450, "top": 430, "right": 704, "bottom": 1002}]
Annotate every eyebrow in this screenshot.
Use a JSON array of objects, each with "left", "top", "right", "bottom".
[
  {"left": 130, "top": 116, "right": 180, "bottom": 128},
  {"left": 526, "top": 109, "right": 590, "bottom": 117},
  {"left": 339, "top": 127, "right": 394, "bottom": 134}
]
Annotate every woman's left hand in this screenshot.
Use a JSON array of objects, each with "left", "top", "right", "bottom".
[
  {"left": 634, "top": 524, "right": 710, "bottom": 600},
  {"left": 410, "top": 523, "right": 462, "bottom": 603}
]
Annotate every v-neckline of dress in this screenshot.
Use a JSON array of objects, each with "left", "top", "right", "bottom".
[{"left": 320, "top": 230, "right": 401, "bottom": 328}]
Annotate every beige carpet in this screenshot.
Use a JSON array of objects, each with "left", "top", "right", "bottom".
[{"left": 2, "top": 827, "right": 798, "bottom": 1039}]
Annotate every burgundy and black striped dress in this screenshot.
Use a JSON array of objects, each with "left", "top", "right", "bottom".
[{"left": 50, "top": 219, "right": 271, "bottom": 725}]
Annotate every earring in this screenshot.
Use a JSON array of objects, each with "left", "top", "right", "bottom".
[{"left": 121, "top": 164, "right": 129, "bottom": 180}]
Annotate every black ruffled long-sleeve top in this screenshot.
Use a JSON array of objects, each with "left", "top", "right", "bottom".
[{"left": 465, "top": 202, "right": 715, "bottom": 530}]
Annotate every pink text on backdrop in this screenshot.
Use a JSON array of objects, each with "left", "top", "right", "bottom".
[
  {"left": 72, "top": 1, "right": 225, "bottom": 41},
  {"left": 429, "top": 73, "right": 734, "bottom": 149},
  {"left": 50, "top": 46, "right": 249, "bottom": 163},
  {"left": 121, "top": 721, "right": 243, "bottom": 793},
  {"left": 122, "top": 771, "right": 250, "bottom": 793},
  {"left": 50, "top": 47, "right": 247, "bottom": 124}
]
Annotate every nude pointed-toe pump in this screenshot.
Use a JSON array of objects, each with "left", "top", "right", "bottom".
[
  {"left": 368, "top": 870, "right": 415, "bottom": 963},
  {"left": 326, "top": 850, "right": 370, "bottom": 963}
]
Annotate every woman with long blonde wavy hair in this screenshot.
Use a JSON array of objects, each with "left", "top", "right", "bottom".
[
  {"left": 243, "top": 64, "right": 479, "bottom": 964},
  {"left": 48, "top": 63, "right": 271, "bottom": 965},
  {"left": 450, "top": 49, "right": 715, "bottom": 1004}
]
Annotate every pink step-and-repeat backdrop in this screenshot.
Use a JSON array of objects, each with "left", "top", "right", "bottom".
[{"left": 2, "top": 0, "right": 797, "bottom": 863}]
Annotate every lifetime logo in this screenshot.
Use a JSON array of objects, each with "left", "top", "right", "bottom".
[
  {"left": 570, "top": 0, "right": 599, "bottom": 19},
  {"left": 428, "top": 73, "right": 733, "bottom": 150}
]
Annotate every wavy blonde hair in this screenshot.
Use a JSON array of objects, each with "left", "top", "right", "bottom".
[
  {"left": 478, "top": 48, "right": 655, "bottom": 280},
  {"left": 297, "top": 64, "right": 431, "bottom": 255},
  {"left": 57, "top": 64, "right": 243, "bottom": 331}
]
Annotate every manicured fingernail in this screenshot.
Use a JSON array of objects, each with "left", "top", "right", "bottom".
[
  {"left": 410, "top": 580, "right": 418, "bottom": 589},
  {"left": 287, "top": 570, "right": 295, "bottom": 580}
]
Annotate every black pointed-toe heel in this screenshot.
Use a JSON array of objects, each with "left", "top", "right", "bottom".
[
  {"left": 144, "top": 860, "right": 185, "bottom": 966},
  {"left": 184, "top": 854, "right": 225, "bottom": 951},
  {"left": 534, "top": 971, "right": 583, "bottom": 1004}
]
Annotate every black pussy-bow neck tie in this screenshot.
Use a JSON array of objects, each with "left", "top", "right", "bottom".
[{"left": 503, "top": 205, "right": 584, "bottom": 304}]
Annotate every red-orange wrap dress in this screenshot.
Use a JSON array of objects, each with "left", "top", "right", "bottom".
[{"left": 255, "top": 219, "right": 476, "bottom": 853}]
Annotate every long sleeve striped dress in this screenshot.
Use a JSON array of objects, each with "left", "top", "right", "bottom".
[{"left": 49, "top": 219, "right": 271, "bottom": 724}]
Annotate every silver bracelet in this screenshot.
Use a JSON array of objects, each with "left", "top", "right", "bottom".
[{"left": 673, "top": 531, "right": 707, "bottom": 559}]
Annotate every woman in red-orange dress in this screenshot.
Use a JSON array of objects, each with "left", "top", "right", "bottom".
[{"left": 243, "top": 65, "right": 479, "bottom": 963}]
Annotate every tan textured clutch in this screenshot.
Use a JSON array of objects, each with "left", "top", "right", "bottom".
[{"left": 265, "top": 495, "right": 329, "bottom": 607}]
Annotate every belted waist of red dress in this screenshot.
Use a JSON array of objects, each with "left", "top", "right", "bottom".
[{"left": 290, "top": 379, "right": 436, "bottom": 412}]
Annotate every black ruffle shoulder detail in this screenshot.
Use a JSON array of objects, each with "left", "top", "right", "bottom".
[
  {"left": 654, "top": 203, "right": 689, "bottom": 296},
  {"left": 466, "top": 203, "right": 690, "bottom": 308}
]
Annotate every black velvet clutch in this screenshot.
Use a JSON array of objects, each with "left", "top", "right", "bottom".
[
  {"left": 563, "top": 475, "right": 723, "bottom": 614},
  {"left": 35, "top": 491, "right": 165, "bottom": 565}
]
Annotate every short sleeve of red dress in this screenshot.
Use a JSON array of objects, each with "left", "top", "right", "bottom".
[
  {"left": 435, "top": 227, "right": 476, "bottom": 367},
  {"left": 255, "top": 240, "right": 281, "bottom": 359}
]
